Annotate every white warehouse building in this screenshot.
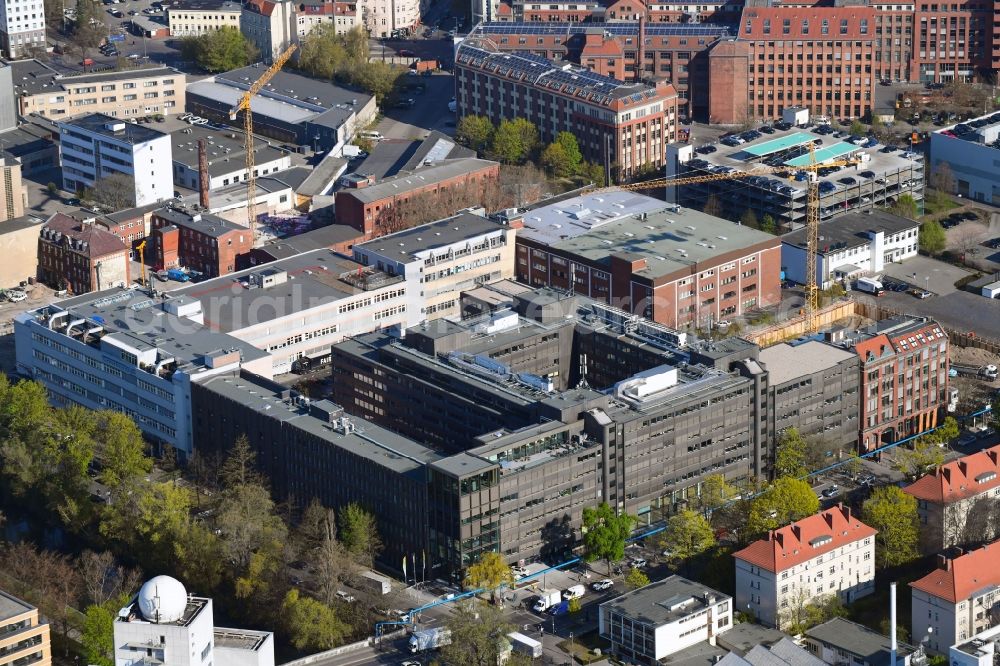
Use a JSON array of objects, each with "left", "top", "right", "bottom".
[
  {"left": 929, "top": 110, "right": 1000, "bottom": 205},
  {"left": 781, "top": 210, "right": 920, "bottom": 289},
  {"left": 58, "top": 114, "right": 174, "bottom": 207}
]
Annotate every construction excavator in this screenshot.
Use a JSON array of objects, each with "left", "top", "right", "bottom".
[
  {"left": 605, "top": 141, "right": 862, "bottom": 333},
  {"left": 228, "top": 45, "right": 297, "bottom": 239}
]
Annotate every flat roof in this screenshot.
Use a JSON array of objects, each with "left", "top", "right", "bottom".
[
  {"left": 258, "top": 224, "right": 363, "bottom": 259},
  {"left": 518, "top": 190, "right": 776, "bottom": 281},
  {"left": 782, "top": 209, "right": 917, "bottom": 255},
  {"left": 213, "top": 628, "right": 270, "bottom": 651},
  {"left": 805, "top": 618, "right": 916, "bottom": 666},
  {"left": 785, "top": 142, "right": 858, "bottom": 167},
  {"left": 153, "top": 207, "right": 245, "bottom": 237},
  {"left": 600, "top": 575, "right": 730, "bottom": 627},
  {"left": 61, "top": 113, "right": 167, "bottom": 144},
  {"left": 0, "top": 590, "right": 36, "bottom": 621},
  {"left": 169, "top": 0, "right": 240, "bottom": 10},
  {"left": 341, "top": 158, "right": 498, "bottom": 204},
  {"left": 10, "top": 59, "right": 180, "bottom": 96},
  {"left": 170, "top": 124, "right": 287, "bottom": 176},
  {"left": 171, "top": 249, "right": 399, "bottom": 333},
  {"left": 742, "top": 132, "right": 815, "bottom": 157},
  {"left": 187, "top": 81, "right": 316, "bottom": 124},
  {"left": 758, "top": 340, "right": 856, "bottom": 385},
  {"left": 355, "top": 211, "right": 506, "bottom": 261}
]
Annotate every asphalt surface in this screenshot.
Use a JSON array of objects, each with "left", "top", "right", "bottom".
[{"left": 377, "top": 72, "right": 456, "bottom": 140}]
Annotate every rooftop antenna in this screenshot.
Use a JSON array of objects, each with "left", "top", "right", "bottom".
[{"left": 576, "top": 353, "right": 590, "bottom": 390}]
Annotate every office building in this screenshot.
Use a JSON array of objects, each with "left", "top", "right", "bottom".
[
  {"left": 351, "top": 211, "right": 515, "bottom": 320},
  {"left": 333, "top": 158, "right": 500, "bottom": 239},
  {"left": 667, "top": 129, "right": 924, "bottom": 229},
  {"left": 36, "top": 213, "right": 131, "bottom": 294},
  {"left": 598, "top": 576, "right": 733, "bottom": 662},
  {"left": 929, "top": 111, "right": 1000, "bottom": 204},
  {"left": 149, "top": 207, "right": 252, "bottom": 278},
  {"left": 0, "top": 589, "right": 50, "bottom": 666},
  {"left": 295, "top": 1, "right": 357, "bottom": 41},
  {"left": 170, "top": 124, "right": 291, "bottom": 191},
  {"left": 454, "top": 42, "right": 678, "bottom": 180},
  {"left": 910, "top": 542, "right": 1000, "bottom": 653},
  {"left": 805, "top": 618, "right": 925, "bottom": 666},
  {"left": 167, "top": 0, "right": 242, "bottom": 36},
  {"left": 58, "top": 114, "right": 173, "bottom": 207},
  {"left": 0, "top": 0, "right": 45, "bottom": 59},
  {"left": 903, "top": 444, "right": 1000, "bottom": 554},
  {"left": 0, "top": 216, "right": 43, "bottom": 289},
  {"left": 14, "top": 286, "right": 272, "bottom": 456},
  {"left": 115, "top": 576, "right": 273, "bottom": 666},
  {"left": 734, "top": 505, "right": 876, "bottom": 630},
  {"left": 0, "top": 157, "right": 27, "bottom": 222},
  {"left": 185, "top": 66, "right": 376, "bottom": 152},
  {"left": 951, "top": 624, "right": 1000, "bottom": 666},
  {"left": 13, "top": 61, "right": 186, "bottom": 120},
  {"left": 171, "top": 249, "right": 413, "bottom": 374},
  {"left": 757, "top": 340, "right": 860, "bottom": 451},
  {"left": 241, "top": 0, "right": 295, "bottom": 61},
  {"left": 844, "top": 316, "right": 949, "bottom": 452},
  {"left": 514, "top": 190, "right": 781, "bottom": 329},
  {"left": 781, "top": 211, "right": 920, "bottom": 289}
]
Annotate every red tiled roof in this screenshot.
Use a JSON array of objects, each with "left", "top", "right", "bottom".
[
  {"left": 244, "top": 0, "right": 275, "bottom": 16},
  {"left": 903, "top": 445, "right": 1000, "bottom": 503},
  {"left": 41, "top": 213, "right": 127, "bottom": 257},
  {"left": 910, "top": 542, "right": 1000, "bottom": 603},
  {"left": 739, "top": 6, "right": 877, "bottom": 40},
  {"left": 496, "top": 2, "right": 513, "bottom": 14},
  {"left": 733, "top": 505, "right": 877, "bottom": 573}
]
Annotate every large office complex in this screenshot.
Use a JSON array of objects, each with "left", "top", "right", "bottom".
[
  {"left": 454, "top": 42, "right": 678, "bottom": 180},
  {"left": 58, "top": 114, "right": 174, "bottom": 207},
  {"left": 514, "top": 190, "right": 781, "bottom": 329},
  {"left": 929, "top": 111, "right": 1000, "bottom": 204}
]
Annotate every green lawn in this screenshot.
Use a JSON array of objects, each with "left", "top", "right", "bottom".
[
  {"left": 557, "top": 630, "right": 608, "bottom": 665},
  {"left": 922, "top": 192, "right": 960, "bottom": 217}
]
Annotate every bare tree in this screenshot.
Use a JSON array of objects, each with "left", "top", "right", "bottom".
[{"left": 79, "top": 550, "right": 141, "bottom": 607}]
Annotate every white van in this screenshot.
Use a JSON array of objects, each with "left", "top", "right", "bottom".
[
  {"left": 562, "top": 584, "right": 585, "bottom": 600},
  {"left": 358, "top": 130, "right": 384, "bottom": 141}
]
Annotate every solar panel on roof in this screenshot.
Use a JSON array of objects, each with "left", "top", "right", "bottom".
[{"left": 475, "top": 21, "right": 730, "bottom": 37}]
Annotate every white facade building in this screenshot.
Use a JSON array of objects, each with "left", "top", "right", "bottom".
[
  {"left": 115, "top": 576, "right": 273, "bottom": 666},
  {"left": 14, "top": 288, "right": 273, "bottom": 457},
  {"left": 0, "top": 0, "right": 45, "bottom": 59},
  {"left": 58, "top": 114, "right": 173, "bottom": 207},
  {"left": 241, "top": 0, "right": 295, "bottom": 61},
  {"left": 359, "top": 0, "right": 418, "bottom": 37},
  {"left": 295, "top": 2, "right": 358, "bottom": 41},
  {"left": 781, "top": 210, "right": 920, "bottom": 289},
  {"left": 929, "top": 111, "right": 1000, "bottom": 204},
  {"left": 951, "top": 623, "right": 1000, "bottom": 666},
  {"left": 599, "top": 576, "right": 733, "bottom": 663},
  {"left": 734, "top": 505, "right": 877, "bottom": 630}
]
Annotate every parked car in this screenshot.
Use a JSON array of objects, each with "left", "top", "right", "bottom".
[
  {"left": 910, "top": 289, "right": 932, "bottom": 299},
  {"left": 510, "top": 565, "right": 529, "bottom": 578},
  {"left": 631, "top": 558, "right": 648, "bottom": 568},
  {"left": 4, "top": 289, "right": 26, "bottom": 303},
  {"left": 591, "top": 579, "right": 614, "bottom": 592},
  {"left": 335, "top": 590, "right": 356, "bottom": 602},
  {"left": 821, "top": 485, "right": 840, "bottom": 498}
]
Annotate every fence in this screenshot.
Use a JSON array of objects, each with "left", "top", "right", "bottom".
[
  {"left": 852, "top": 299, "right": 1000, "bottom": 356},
  {"left": 742, "top": 300, "right": 857, "bottom": 346},
  {"left": 279, "top": 629, "right": 407, "bottom": 666}
]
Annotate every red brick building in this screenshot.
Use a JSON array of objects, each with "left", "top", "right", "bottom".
[
  {"left": 333, "top": 158, "right": 500, "bottom": 239},
  {"left": 847, "top": 316, "right": 949, "bottom": 452},
  {"left": 149, "top": 207, "right": 251, "bottom": 277},
  {"left": 36, "top": 213, "right": 131, "bottom": 294},
  {"left": 514, "top": 191, "right": 781, "bottom": 328},
  {"left": 455, "top": 42, "right": 678, "bottom": 180}
]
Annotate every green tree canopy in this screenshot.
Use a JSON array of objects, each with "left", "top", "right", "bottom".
[
  {"left": 95, "top": 411, "right": 152, "bottom": 490},
  {"left": 582, "top": 502, "right": 636, "bottom": 573},
  {"left": 297, "top": 23, "right": 349, "bottom": 79},
  {"left": 889, "top": 194, "right": 919, "bottom": 219},
  {"left": 893, "top": 437, "right": 945, "bottom": 480},
  {"left": 456, "top": 115, "right": 494, "bottom": 153},
  {"left": 540, "top": 143, "right": 573, "bottom": 177},
  {"left": 625, "top": 567, "right": 650, "bottom": 590},
  {"left": 490, "top": 118, "right": 538, "bottom": 164},
  {"left": 281, "top": 589, "right": 348, "bottom": 650},
  {"left": 862, "top": 485, "right": 919, "bottom": 567},
  {"left": 553, "top": 132, "right": 582, "bottom": 173},
  {"left": 660, "top": 509, "right": 715, "bottom": 565},
  {"left": 774, "top": 428, "right": 808, "bottom": 479},
  {"left": 80, "top": 174, "right": 136, "bottom": 212},
  {"left": 180, "top": 27, "right": 258, "bottom": 73},
  {"left": 348, "top": 61, "right": 404, "bottom": 104},
  {"left": 465, "top": 552, "right": 515, "bottom": 602},
  {"left": 338, "top": 502, "right": 382, "bottom": 568},
  {"left": 747, "top": 477, "right": 820, "bottom": 537},
  {"left": 697, "top": 474, "right": 737, "bottom": 514},
  {"left": 440, "top": 602, "right": 516, "bottom": 666},
  {"left": 759, "top": 214, "right": 777, "bottom": 234},
  {"left": 919, "top": 220, "right": 947, "bottom": 255}
]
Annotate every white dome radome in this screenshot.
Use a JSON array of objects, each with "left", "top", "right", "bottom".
[{"left": 137, "top": 576, "right": 188, "bottom": 623}]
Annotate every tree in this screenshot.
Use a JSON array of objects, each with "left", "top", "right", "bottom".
[
  {"left": 746, "top": 477, "right": 820, "bottom": 537},
  {"left": 919, "top": 220, "right": 947, "bottom": 256},
  {"left": 218, "top": 482, "right": 287, "bottom": 570},
  {"left": 490, "top": 118, "right": 537, "bottom": 164},
  {"left": 456, "top": 115, "right": 494, "bottom": 153},
  {"left": 660, "top": 510, "right": 715, "bottom": 565},
  {"left": 624, "top": 567, "right": 650, "bottom": 590},
  {"left": 81, "top": 173, "right": 137, "bottom": 211},
  {"left": 568, "top": 597, "right": 582, "bottom": 613},
  {"left": 67, "top": 0, "right": 105, "bottom": 57},
  {"left": 862, "top": 486, "right": 919, "bottom": 567},
  {"left": 740, "top": 209, "right": 759, "bottom": 229},
  {"left": 774, "top": 428, "right": 808, "bottom": 479},
  {"left": 297, "top": 23, "right": 349, "bottom": 79},
  {"left": 440, "top": 602, "right": 514, "bottom": 666},
  {"left": 849, "top": 120, "right": 867, "bottom": 137},
  {"left": 696, "top": 474, "right": 737, "bottom": 515},
  {"left": 582, "top": 502, "right": 637, "bottom": 573},
  {"left": 220, "top": 434, "right": 264, "bottom": 489},
  {"left": 78, "top": 551, "right": 140, "bottom": 608},
  {"left": 310, "top": 531, "right": 350, "bottom": 605},
  {"left": 46, "top": 182, "right": 58, "bottom": 195},
  {"left": 540, "top": 142, "right": 573, "bottom": 178},
  {"left": 180, "top": 27, "right": 257, "bottom": 73},
  {"left": 95, "top": 411, "right": 151, "bottom": 490},
  {"left": 780, "top": 590, "right": 846, "bottom": 634},
  {"left": 842, "top": 451, "right": 864, "bottom": 480},
  {"left": 759, "top": 214, "right": 777, "bottom": 234},
  {"left": 579, "top": 161, "right": 606, "bottom": 187},
  {"left": 281, "top": 589, "right": 348, "bottom": 650},
  {"left": 338, "top": 502, "right": 382, "bottom": 568},
  {"left": 553, "top": 132, "right": 582, "bottom": 173},
  {"left": 465, "top": 552, "right": 515, "bottom": 603},
  {"left": 893, "top": 437, "right": 945, "bottom": 480},
  {"left": 347, "top": 61, "right": 404, "bottom": 104},
  {"left": 702, "top": 195, "right": 723, "bottom": 218},
  {"left": 173, "top": 522, "right": 225, "bottom": 594},
  {"left": 889, "top": 193, "right": 919, "bottom": 219},
  {"left": 930, "top": 161, "right": 956, "bottom": 198},
  {"left": 81, "top": 600, "right": 119, "bottom": 666}
]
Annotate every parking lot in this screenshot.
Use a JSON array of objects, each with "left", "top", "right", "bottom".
[{"left": 376, "top": 72, "right": 456, "bottom": 141}]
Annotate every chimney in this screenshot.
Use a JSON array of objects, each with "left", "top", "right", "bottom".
[
  {"left": 824, "top": 510, "right": 834, "bottom": 528},
  {"left": 958, "top": 460, "right": 968, "bottom": 476},
  {"left": 840, "top": 503, "right": 851, "bottom": 521},
  {"left": 791, "top": 524, "right": 801, "bottom": 541},
  {"left": 941, "top": 467, "right": 951, "bottom": 483},
  {"left": 198, "top": 139, "right": 210, "bottom": 209},
  {"left": 637, "top": 15, "right": 646, "bottom": 83},
  {"left": 987, "top": 449, "right": 999, "bottom": 465},
  {"left": 937, "top": 554, "right": 950, "bottom": 570}
]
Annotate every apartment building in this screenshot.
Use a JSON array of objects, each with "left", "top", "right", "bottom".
[
  {"left": 0, "top": 216, "right": 43, "bottom": 290},
  {"left": 903, "top": 445, "right": 1000, "bottom": 554},
  {"left": 241, "top": 0, "right": 295, "bottom": 61},
  {"left": 13, "top": 61, "right": 186, "bottom": 119},
  {"left": 0, "top": 0, "right": 45, "bottom": 58},
  {"left": 14, "top": 287, "right": 273, "bottom": 456},
  {"left": 295, "top": 2, "right": 358, "bottom": 41},
  {"left": 599, "top": 577, "right": 733, "bottom": 662},
  {"left": 0, "top": 157, "right": 27, "bottom": 222},
  {"left": 734, "top": 505, "right": 877, "bottom": 630},
  {"left": 334, "top": 158, "right": 500, "bottom": 239},
  {"left": 781, "top": 211, "right": 920, "bottom": 289},
  {"left": 358, "top": 0, "right": 418, "bottom": 38},
  {"left": 58, "top": 114, "right": 173, "bottom": 206},
  {"left": 845, "top": 316, "right": 949, "bottom": 452},
  {"left": 514, "top": 190, "right": 781, "bottom": 329},
  {"left": 910, "top": 542, "right": 1000, "bottom": 653},
  {"left": 0, "top": 589, "right": 51, "bottom": 666},
  {"left": 351, "top": 211, "right": 515, "bottom": 320},
  {"left": 149, "top": 207, "right": 252, "bottom": 277},
  {"left": 36, "top": 213, "right": 131, "bottom": 294},
  {"left": 454, "top": 42, "right": 678, "bottom": 180},
  {"left": 167, "top": 0, "right": 241, "bottom": 36}
]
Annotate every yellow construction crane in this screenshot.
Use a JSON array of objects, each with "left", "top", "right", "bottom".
[
  {"left": 229, "top": 45, "right": 297, "bottom": 239},
  {"left": 136, "top": 240, "right": 148, "bottom": 288},
  {"left": 605, "top": 141, "right": 861, "bottom": 333}
]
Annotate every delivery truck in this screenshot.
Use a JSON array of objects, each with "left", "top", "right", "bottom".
[
  {"left": 358, "top": 571, "right": 391, "bottom": 595},
  {"left": 855, "top": 277, "right": 884, "bottom": 295},
  {"left": 507, "top": 632, "right": 543, "bottom": 658},
  {"left": 532, "top": 588, "right": 561, "bottom": 613},
  {"left": 409, "top": 628, "right": 451, "bottom": 653}
]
